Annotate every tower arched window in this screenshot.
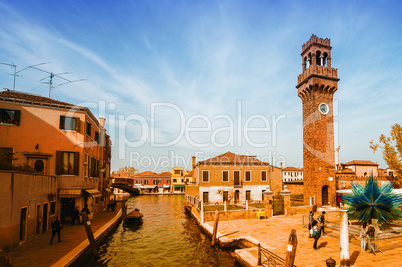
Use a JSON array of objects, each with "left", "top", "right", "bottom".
[
  {"left": 323, "top": 52, "right": 328, "bottom": 67},
  {"left": 316, "top": 51, "right": 322, "bottom": 66}
]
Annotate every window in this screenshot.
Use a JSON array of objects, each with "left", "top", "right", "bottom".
[
  {"left": 60, "top": 116, "right": 79, "bottom": 131},
  {"left": 245, "top": 171, "right": 251, "bottom": 182},
  {"left": 186, "top": 178, "right": 189, "bottom": 182},
  {"left": 50, "top": 202, "right": 56, "bottom": 215},
  {"left": 167, "top": 180, "right": 170, "bottom": 184},
  {"left": 144, "top": 180, "right": 148, "bottom": 185},
  {"left": 34, "top": 159, "right": 44, "bottom": 172},
  {"left": 261, "top": 171, "right": 267, "bottom": 182},
  {"left": 246, "top": 190, "right": 251, "bottom": 201},
  {"left": 203, "top": 192, "right": 209, "bottom": 203},
  {"left": 202, "top": 171, "right": 209, "bottom": 182},
  {"left": 158, "top": 180, "right": 161, "bottom": 184},
  {"left": 56, "top": 151, "right": 79, "bottom": 175},
  {"left": 181, "top": 179, "right": 184, "bottom": 183},
  {"left": 86, "top": 121, "right": 92, "bottom": 136},
  {"left": 153, "top": 180, "right": 157, "bottom": 185},
  {"left": 174, "top": 170, "right": 181, "bottom": 174},
  {"left": 222, "top": 171, "right": 229, "bottom": 182},
  {"left": 0, "top": 147, "right": 13, "bottom": 169},
  {"left": 0, "top": 108, "right": 20, "bottom": 125},
  {"left": 94, "top": 131, "right": 99, "bottom": 143},
  {"left": 173, "top": 179, "right": 177, "bottom": 183},
  {"left": 223, "top": 191, "right": 229, "bottom": 202},
  {"left": 86, "top": 155, "right": 99, "bottom": 178}
]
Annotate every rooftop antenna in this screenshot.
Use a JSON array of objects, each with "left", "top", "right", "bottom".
[
  {"left": 30, "top": 66, "right": 84, "bottom": 98},
  {"left": 0, "top": 62, "right": 47, "bottom": 91}
]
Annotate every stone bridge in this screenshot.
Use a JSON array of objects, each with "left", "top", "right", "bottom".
[{"left": 111, "top": 182, "right": 140, "bottom": 195}]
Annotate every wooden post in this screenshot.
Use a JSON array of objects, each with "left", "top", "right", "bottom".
[
  {"left": 284, "top": 229, "right": 297, "bottom": 267},
  {"left": 121, "top": 199, "right": 127, "bottom": 219},
  {"left": 257, "top": 243, "right": 262, "bottom": 265},
  {"left": 81, "top": 212, "right": 100, "bottom": 259},
  {"left": 211, "top": 209, "right": 220, "bottom": 247}
]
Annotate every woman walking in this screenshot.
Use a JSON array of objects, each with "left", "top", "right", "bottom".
[
  {"left": 312, "top": 220, "right": 320, "bottom": 251},
  {"left": 308, "top": 211, "right": 314, "bottom": 238},
  {"left": 360, "top": 222, "right": 367, "bottom": 252}
]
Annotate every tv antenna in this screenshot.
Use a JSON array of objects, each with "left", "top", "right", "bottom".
[
  {"left": 0, "top": 62, "right": 47, "bottom": 91},
  {"left": 30, "top": 66, "right": 85, "bottom": 98}
]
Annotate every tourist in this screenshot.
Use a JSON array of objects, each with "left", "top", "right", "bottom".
[
  {"left": 318, "top": 211, "right": 326, "bottom": 236},
  {"left": 360, "top": 221, "right": 367, "bottom": 252},
  {"left": 81, "top": 204, "right": 91, "bottom": 216},
  {"left": 312, "top": 220, "right": 320, "bottom": 251},
  {"left": 71, "top": 206, "right": 81, "bottom": 225},
  {"left": 308, "top": 211, "right": 314, "bottom": 238},
  {"left": 50, "top": 216, "right": 62, "bottom": 245},
  {"left": 367, "top": 220, "right": 376, "bottom": 254}
]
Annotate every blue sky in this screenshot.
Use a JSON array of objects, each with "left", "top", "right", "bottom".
[{"left": 1, "top": 0, "right": 401, "bottom": 172}]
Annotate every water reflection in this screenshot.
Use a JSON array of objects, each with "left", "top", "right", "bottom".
[{"left": 82, "top": 195, "right": 237, "bottom": 266}]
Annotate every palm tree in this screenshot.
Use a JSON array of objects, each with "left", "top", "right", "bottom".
[{"left": 341, "top": 176, "right": 402, "bottom": 226}]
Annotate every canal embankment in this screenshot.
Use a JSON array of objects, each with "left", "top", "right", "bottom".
[{"left": 6, "top": 204, "right": 122, "bottom": 267}]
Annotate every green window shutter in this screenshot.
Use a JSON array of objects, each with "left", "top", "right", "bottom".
[
  {"left": 14, "top": 110, "right": 21, "bottom": 125},
  {"left": 55, "top": 151, "right": 63, "bottom": 175},
  {"left": 75, "top": 118, "right": 80, "bottom": 132},
  {"left": 73, "top": 152, "right": 80, "bottom": 175},
  {"left": 59, "top": 116, "right": 65, "bottom": 129}
]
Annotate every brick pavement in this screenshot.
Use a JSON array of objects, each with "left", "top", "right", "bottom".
[
  {"left": 6, "top": 204, "right": 120, "bottom": 267},
  {"left": 209, "top": 215, "right": 402, "bottom": 267}
]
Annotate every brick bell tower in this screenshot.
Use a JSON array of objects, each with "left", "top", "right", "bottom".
[{"left": 296, "top": 35, "right": 339, "bottom": 207}]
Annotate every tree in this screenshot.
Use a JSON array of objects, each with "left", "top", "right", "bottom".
[
  {"left": 341, "top": 176, "right": 402, "bottom": 227},
  {"left": 370, "top": 123, "right": 402, "bottom": 178},
  {"left": 113, "top": 166, "right": 137, "bottom": 175}
]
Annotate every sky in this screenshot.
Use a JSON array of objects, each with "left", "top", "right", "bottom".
[{"left": 0, "top": 0, "right": 401, "bottom": 172}]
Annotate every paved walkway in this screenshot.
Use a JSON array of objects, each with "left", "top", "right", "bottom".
[
  {"left": 209, "top": 215, "right": 402, "bottom": 267},
  {"left": 7, "top": 204, "right": 120, "bottom": 267}
]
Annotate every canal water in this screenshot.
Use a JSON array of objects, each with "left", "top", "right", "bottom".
[{"left": 82, "top": 195, "right": 238, "bottom": 266}]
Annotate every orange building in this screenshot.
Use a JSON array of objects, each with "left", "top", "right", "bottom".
[
  {"left": 0, "top": 90, "right": 111, "bottom": 223},
  {"left": 191, "top": 151, "right": 282, "bottom": 204}
]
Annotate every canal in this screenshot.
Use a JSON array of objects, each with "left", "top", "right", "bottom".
[{"left": 82, "top": 195, "right": 238, "bottom": 266}]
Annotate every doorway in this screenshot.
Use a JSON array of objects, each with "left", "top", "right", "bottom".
[
  {"left": 234, "top": 190, "right": 240, "bottom": 204},
  {"left": 322, "top": 185, "right": 329, "bottom": 205},
  {"left": 61, "top": 198, "right": 75, "bottom": 224},
  {"left": 20, "top": 207, "right": 27, "bottom": 241},
  {"left": 42, "top": 203, "right": 48, "bottom": 232},
  {"left": 203, "top": 192, "right": 209, "bottom": 204}
]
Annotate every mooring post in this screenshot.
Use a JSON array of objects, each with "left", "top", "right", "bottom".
[
  {"left": 121, "top": 199, "right": 127, "bottom": 220},
  {"left": 257, "top": 243, "right": 262, "bottom": 265},
  {"left": 340, "top": 209, "right": 350, "bottom": 266},
  {"left": 81, "top": 211, "right": 100, "bottom": 259},
  {"left": 211, "top": 209, "right": 220, "bottom": 247},
  {"left": 284, "top": 229, "right": 297, "bottom": 267}
]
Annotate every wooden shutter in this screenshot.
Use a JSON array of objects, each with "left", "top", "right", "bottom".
[
  {"left": 14, "top": 110, "right": 21, "bottom": 125},
  {"left": 75, "top": 118, "right": 80, "bottom": 132},
  {"left": 59, "top": 116, "right": 65, "bottom": 129},
  {"left": 55, "top": 151, "right": 63, "bottom": 175},
  {"left": 73, "top": 152, "right": 80, "bottom": 175}
]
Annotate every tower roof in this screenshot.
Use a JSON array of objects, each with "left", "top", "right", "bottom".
[{"left": 302, "top": 34, "right": 331, "bottom": 54}]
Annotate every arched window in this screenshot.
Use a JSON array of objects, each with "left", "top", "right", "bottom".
[
  {"left": 323, "top": 52, "right": 328, "bottom": 67},
  {"left": 316, "top": 51, "right": 322, "bottom": 65}
]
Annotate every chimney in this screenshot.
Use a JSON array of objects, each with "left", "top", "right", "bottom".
[
  {"left": 99, "top": 118, "right": 106, "bottom": 128},
  {"left": 192, "top": 156, "right": 196, "bottom": 170}
]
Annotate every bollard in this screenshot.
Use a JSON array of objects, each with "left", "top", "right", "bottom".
[
  {"left": 284, "top": 229, "right": 297, "bottom": 267},
  {"left": 224, "top": 201, "right": 227, "bottom": 211},
  {"left": 81, "top": 212, "right": 100, "bottom": 259},
  {"left": 339, "top": 210, "right": 350, "bottom": 266},
  {"left": 211, "top": 209, "right": 220, "bottom": 247}
]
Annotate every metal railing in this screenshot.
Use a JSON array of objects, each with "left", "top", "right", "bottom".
[{"left": 257, "top": 243, "right": 291, "bottom": 267}]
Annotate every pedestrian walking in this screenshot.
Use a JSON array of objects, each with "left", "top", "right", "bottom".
[
  {"left": 318, "top": 211, "right": 326, "bottom": 236},
  {"left": 367, "top": 220, "right": 376, "bottom": 254},
  {"left": 360, "top": 221, "right": 367, "bottom": 252},
  {"left": 50, "top": 216, "right": 62, "bottom": 245},
  {"left": 308, "top": 211, "right": 314, "bottom": 238},
  {"left": 312, "top": 220, "right": 320, "bottom": 251},
  {"left": 81, "top": 204, "right": 91, "bottom": 216},
  {"left": 71, "top": 206, "right": 81, "bottom": 225}
]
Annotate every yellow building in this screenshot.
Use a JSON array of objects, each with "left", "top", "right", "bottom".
[
  {"left": 171, "top": 166, "right": 186, "bottom": 193},
  {"left": 191, "top": 151, "right": 282, "bottom": 204}
]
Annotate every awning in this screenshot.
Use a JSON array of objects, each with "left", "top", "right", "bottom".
[
  {"left": 174, "top": 185, "right": 185, "bottom": 188},
  {"left": 141, "top": 185, "right": 158, "bottom": 189},
  {"left": 59, "top": 189, "right": 82, "bottom": 198},
  {"left": 163, "top": 185, "right": 170, "bottom": 188},
  {"left": 104, "top": 188, "right": 113, "bottom": 194},
  {"left": 84, "top": 189, "right": 102, "bottom": 197}
]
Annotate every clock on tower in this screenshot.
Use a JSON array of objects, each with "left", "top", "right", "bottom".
[{"left": 296, "top": 35, "right": 339, "bottom": 207}]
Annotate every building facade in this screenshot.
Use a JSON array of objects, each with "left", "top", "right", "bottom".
[
  {"left": 282, "top": 167, "right": 303, "bottom": 182},
  {"left": 297, "top": 35, "right": 339, "bottom": 207},
  {"left": 191, "top": 151, "right": 282, "bottom": 204},
  {"left": 171, "top": 166, "right": 186, "bottom": 193},
  {"left": 0, "top": 90, "right": 112, "bottom": 224},
  {"left": 112, "top": 171, "right": 172, "bottom": 194}
]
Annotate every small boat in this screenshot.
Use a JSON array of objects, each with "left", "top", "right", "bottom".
[{"left": 126, "top": 208, "right": 144, "bottom": 221}]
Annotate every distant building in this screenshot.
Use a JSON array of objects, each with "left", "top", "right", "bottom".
[
  {"left": 171, "top": 166, "right": 186, "bottom": 193},
  {"left": 0, "top": 90, "right": 111, "bottom": 248},
  {"left": 111, "top": 171, "right": 172, "bottom": 194},
  {"left": 282, "top": 167, "right": 303, "bottom": 182},
  {"left": 190, "top": 151, "right": 282, "bottom": 204}
]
